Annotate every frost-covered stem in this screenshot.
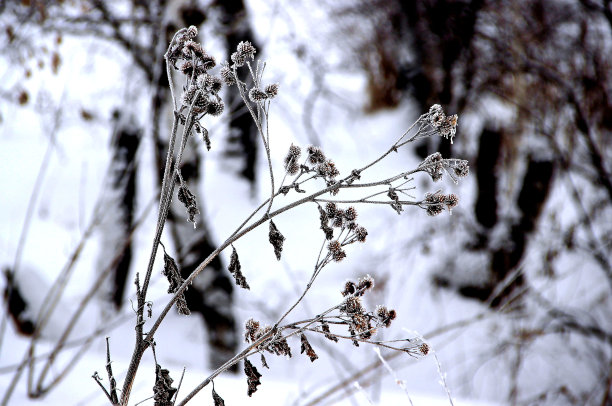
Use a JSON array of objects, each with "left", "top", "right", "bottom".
[
  {"left": 374, "top": 347, "right": 415, "bottom": 405},
  {"left": 174, "top": 95, "right": 200, "bottom": 169},
  {"left": 121, "top": 55, "right": 185, "bottom": 405},
  {"left": 24, "top": 202, "right": 104, "bottom": 396},
  {"left": 262, "top": 103, "right": 275, "bottom": 215},
  {"left": 139, "top": 113, "right": 178, "bottom": 304},
  {"left": 316, "top": 199, "right": 422, "bottom": 206},
  {"left": 121, "top": 91, "right": 201, "bottom": 403}
]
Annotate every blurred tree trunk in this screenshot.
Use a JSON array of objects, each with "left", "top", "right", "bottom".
[
  {"left": 215, "top": 0, "right": 261, "bottom": 186},
  {"left": 97, "top": 112, "right": 141, "bottom": 310}
]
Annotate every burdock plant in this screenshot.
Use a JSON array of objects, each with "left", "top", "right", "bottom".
[{"left": 94, "top": 26, "right": 469, "bottom": 406}]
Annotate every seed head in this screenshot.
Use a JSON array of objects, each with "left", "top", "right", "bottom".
[
  {"left": 341, "top": 296, "right": 363, "bottom": 314},
  {"left": 376, "top": 305, "right": 397, "bottom": 328},
  {"left": 284, "top": 144, "right": 301, "bottom": 174},
  {"left": 332, "top": 249, "right": 347, "bottom": 262},
  {"left": 249, "top": 87, "right": 268, "bottom": 103},
  {"left": 344, "top": 207, "right": 357, "bottom": 221},
  {"left": 183, "top": 40, "right": 204, "bottom": 58},
  {"left": 420, "top": 152, "right": 444, "bottom": 182},
  {"left": 355, "top": 226, "right": 368, "bottom": 242},
  {"left": 237, "top": 41, "right": 256, "bottom": 60},
  {"left": 197, "top": 74, "right": 222, "bottom": 93},
  {"left": 356, "top": 275, "right": 374, "bottom": 294},
  {"left": 206, "top": 100, "right": 224, "bottom": 116},
  {"left": 342, "top": 280, "right": 357, "bottom": 296},
  {"left": 328, "top": 240, "right": 342, "bottom": 253},
  {"left": 445, "top": 193, "right": 459, "bottom": 209},
  {"left": 453, "top": 161, "right": 469, "bottom": 177},
  {"left": 201, "top": 53, "right": 216, "bottom": 70},
  {"left": 307, "top": 146, "right": 326, "bottom": 164},
  {"left": 419, "top": 343, "right": 430, "bottom": 355},
  {"left": 325, "top": 202, "right": 337, "bottom": 218},
  {"left": 220, "top": 62, "right": 236, "bottom": 86},
  {"left": 186, "top": 25, "right": 198, "bottom": 39},
  {"left": 265, "top": 83, "right": 279, "bottom": 99}
]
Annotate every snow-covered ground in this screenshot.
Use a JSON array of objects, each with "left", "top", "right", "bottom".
[{"left": 2, "top": 2, "right": 608, "bottom": 406}]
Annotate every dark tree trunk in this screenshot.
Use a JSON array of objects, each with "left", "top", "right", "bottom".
[
  {"left": 215, "top": 0, "right": 260, "bottom": 186},
  {"left": 475, "top": 128, "right": 502, "bottom": 231},
  {"left": 107, "top": 114, "right": 141, "bottom": 309},
  {"left": 458, "top": 156, "right": 555, "bottom": 306}
]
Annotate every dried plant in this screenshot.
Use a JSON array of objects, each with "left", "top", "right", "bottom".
[{"left": 92, "top": 26, "right": 469, "bottom": 405}]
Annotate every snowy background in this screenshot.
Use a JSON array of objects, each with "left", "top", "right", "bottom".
[{"left": 1, "top": 1, "right": 611, "bottom": 405}]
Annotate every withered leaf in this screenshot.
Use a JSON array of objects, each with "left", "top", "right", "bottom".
[
  {"left": 268, "top": 220, "right": 285, "bottom": 260},
  {"left": 321, "top": 321, "right": 338, "bottom": 343},
  {"left": 300, "top": 333, "right": 318, "bottom": 362},
  {"left": 260, "top": 353, "right": 269, "bottom": 369},
  {"left": 244, "top": 359, "right": 262, "bottom": 397},
  {"left": 153, "top": 364, "right": 177, "bottom": 406},
  {"left": 212, "top": 386, "right": 225, "bottom": 406},
  {"left": 228, "top": 246, "right": 250, "bottom": 290}
]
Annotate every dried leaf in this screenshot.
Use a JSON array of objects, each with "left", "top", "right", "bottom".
[
  {"left": 244, "top": 359, "right": 262, "bottom": 397},
  {"left": 201, "top": 126, "right": 211, "bottom": 151},
  {"left": 348, "top": 325, "right": 359, "bottom": 347},
  {"left": 228, "top": 246, "right": 250, "bottom": 290},
  {"left": 153, "top": 364, "right": 177, "bottom": 406},
  {"left": 387, "top": 188, "right": 399, "bottom": 202},
  {"left": 162, "top": 252, "right": 181, "bottom": 294},
  {"left": 265, "top": 335, "right": 292, "bottom": 358},
  {"left": 175, "top": 295, "right": 191, "bottom": 316},
  {"left": 260, "top": 353, "right": 269, "bottom": 369},
  {"left": 212, "top": 386, "right": 225, "bottom": 406},
  {"left": 321, "top": 321, "right": 338, "bottom": 343},
  {"left": 162, "top": 250, "right": 190, "bottom": 315},
  {"left": 177, "top": 184, "right": 199, "bottom": 224},
  {"left": 318, "top": 205, "right": 334, "bottom": 240},
  {"left": 245, "top": 318, "right": 260, "bottom": 343},
  {"left": 300, "top": 333, "right": 318, "bottom": 362},
  {"left": 268, "top": 220, "right": 285, "bottom": 260}
]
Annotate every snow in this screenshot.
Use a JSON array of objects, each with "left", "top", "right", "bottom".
[{"left": 1, "top": 2, "right": 608, "bottom": 406}]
